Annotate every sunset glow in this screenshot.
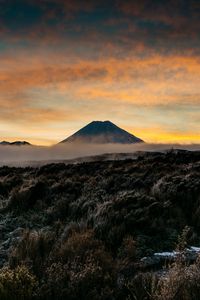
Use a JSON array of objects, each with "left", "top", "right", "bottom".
[{"left": 0, "top": 0, "right": 199, "bottom": 145}]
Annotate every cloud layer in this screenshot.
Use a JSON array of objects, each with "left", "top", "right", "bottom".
[{"left": 0, "top": 143, "right": 199, "bottom": 167}]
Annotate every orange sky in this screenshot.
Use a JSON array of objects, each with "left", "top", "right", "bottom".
[{"left": 0, "top": 0, "right": 199, "bottom": 145}]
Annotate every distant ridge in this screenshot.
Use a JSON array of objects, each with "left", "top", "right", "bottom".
[
  {"left": 60, "top": 121, "right": 144, "bottom": 144},
  {"left": 0, "top": 141, "right": 31, "bottom": 146}
]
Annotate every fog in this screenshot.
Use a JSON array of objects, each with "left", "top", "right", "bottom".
[{"left": 0, "top": 143, "right": 199, "bottom": 167}]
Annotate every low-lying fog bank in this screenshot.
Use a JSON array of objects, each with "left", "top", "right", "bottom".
[{"left": 0, "top": 143, "right": 199, "bottom": 166}]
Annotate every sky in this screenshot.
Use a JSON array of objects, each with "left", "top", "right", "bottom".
[{"left": 0, "top": 0, "right": 199, "bottom": 145}]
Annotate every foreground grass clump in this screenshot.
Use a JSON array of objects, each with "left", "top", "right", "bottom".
[
  {"left": 13, "top": 229, "right": 116, "bottom": 300},
  {"left": 10, "top": 230, "right": 55, "bottom": 276},
  {"left": 0, "top": 266, "right": 37, "bottom": 300}
]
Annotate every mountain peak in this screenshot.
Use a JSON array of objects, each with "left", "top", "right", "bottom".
[
  {"left": 60, "top": 120, "right": 144, "bottom": 144},
  {"left": 89, "top": 120, "right": 113, "bottom": 126}
]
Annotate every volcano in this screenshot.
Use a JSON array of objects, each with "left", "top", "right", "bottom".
[{"left": 60, "top": 121, "right": 144, "bottom": 144}]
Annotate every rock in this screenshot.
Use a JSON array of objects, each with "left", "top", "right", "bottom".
[{"left": 140, "top": 247, "right": 200, "bottom": 271}]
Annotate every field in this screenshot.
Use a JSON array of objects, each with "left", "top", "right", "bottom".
[{"left": 0, "top": 150, "right": 199, "bottom": 299}]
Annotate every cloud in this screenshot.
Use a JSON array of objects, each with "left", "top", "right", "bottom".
[
  {"left": 0, "top": 0, "right": 199, "bottom": 144},
  {"left": 0, "top": 64, "right": 107, "bottom": 93},
  {"left": 117, "top": 0, "right": 199, "bottom": 27},
  {"left": 0, "top": 142, "right": 199, "bottom": 167},
  {"left": 0, "top": 52, "right": 199, "bottom": 132},
  {"left": 0, "top": 0, "right": 199, "bottom": 57}
]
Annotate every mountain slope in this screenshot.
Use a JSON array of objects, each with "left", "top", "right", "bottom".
[{"left": 60, "top": 121, "right": 144, "bottom": 144}]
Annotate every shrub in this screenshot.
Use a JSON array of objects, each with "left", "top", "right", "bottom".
[
  {"left": 58, "top": 229, "right": 100, "bottom": 263},
  {"left": 126, "top": 272, "right": 159, "bottom": 300},
  {"left": 68, "top": 256, "right": 115, "bottom": 300},
  {"left": 40, "top": 257, "right": 115, "bottom": 300},
  {"left": 10, "top": 230, "right": 54, "bottom": 276},
  {"left": 118, "top": 236, "right": 137, "bottom": 262},
  {"left": 0, "top": 265, "right": 37, "bottom": 300},
  {"left": 7, "top": 181, "right": 47, "bottom": 211},
  {"left": 39, "top": 263, "right": 70, "bottom": 300},
  {"left": 155, "top": 257, "right": 200, "bottom": 300},
  {"left": 41, "top": 229, "right": 117, "bottom": 300}
]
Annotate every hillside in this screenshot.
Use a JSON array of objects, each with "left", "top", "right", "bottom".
[{"left": 0, "top": 150, "right": 199, "bottom": 299}]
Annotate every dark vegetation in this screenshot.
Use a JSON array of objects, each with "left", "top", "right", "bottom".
[{"left": 0, "top": 150, "right": 199, "bottom": 299}]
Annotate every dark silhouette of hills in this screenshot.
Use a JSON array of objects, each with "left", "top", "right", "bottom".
[
  {"left": 0, "top": 141, "right": 31, "bottom": 146},
  {"left": 60, "top": 120, "right": 144, "bottom": 144}
]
